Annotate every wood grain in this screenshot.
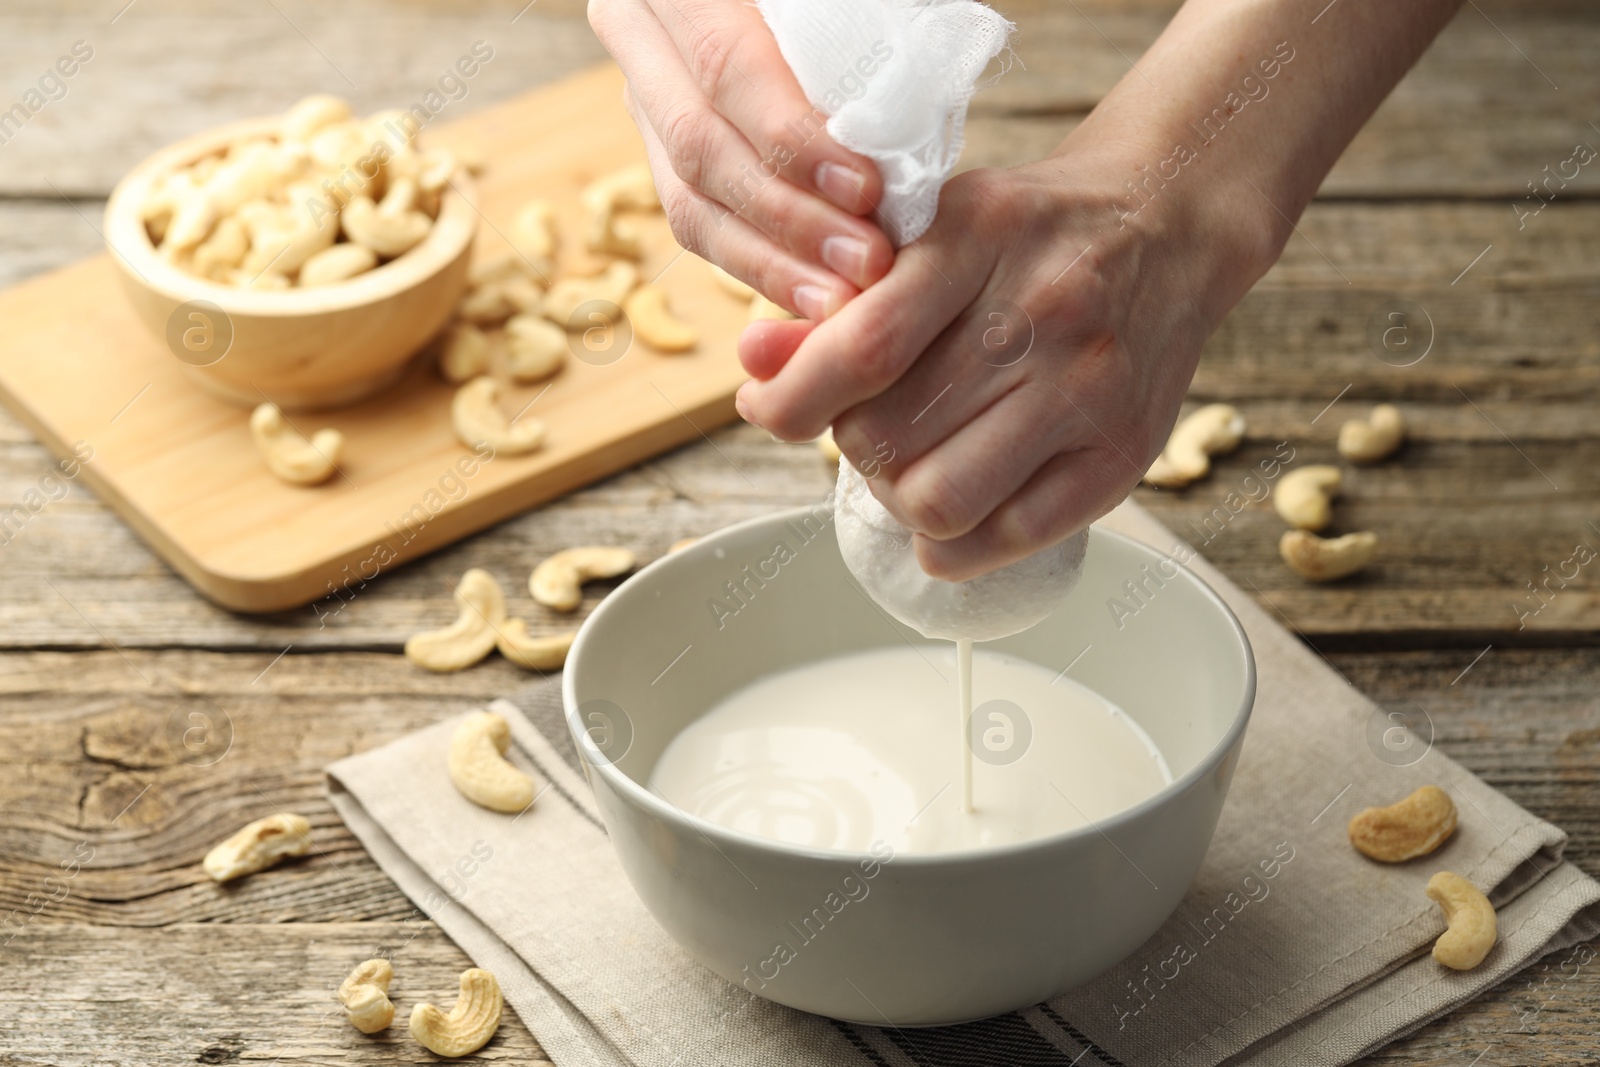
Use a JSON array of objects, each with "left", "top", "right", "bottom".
[
  {"left": 0, "top": 64, "right": 770, "bottom": 613},
  {"left": 1, "top": 1, "right": 1597, "bottom": 1065}
]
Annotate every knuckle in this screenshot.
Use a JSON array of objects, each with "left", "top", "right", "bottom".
[
  {"left": 660, "top": 188, "right": 707, "bottom": 257},
  {"left": 897, "top": 463, "right": 974, "bottom": 539},
  {"left": 659, "top": 105, "right": 715, "bottom": 193},
  {"left": 838, "top": 316, "right": 904, "bottom": 394},
  {"left": 686, "top": 29, "right": 737, "bottom": 103}
]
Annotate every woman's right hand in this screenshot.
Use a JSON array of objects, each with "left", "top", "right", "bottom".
[{"left": 588, "top": 0, "right": 896, "bottom": 319}]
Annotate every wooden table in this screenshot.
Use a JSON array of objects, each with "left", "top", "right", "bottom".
[{"left": 2, "top": 2, "right": 1595, "bottom": 1063}]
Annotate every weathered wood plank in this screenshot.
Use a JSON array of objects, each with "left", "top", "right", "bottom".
[
  {"left": 0, "top": 923, "right": 551, "bottom": 1064},
  {"left": 1, "top": 3, "right": 1595, "bottom": 199},
  {"left": 0, "top": 642, "right": 1595, "bottom": 1064},
  {"left": 0, "top": 922, "right": 1592, "bottom": 1066},
  {"left": 1, "top": 646, "right": 1595, "bottom": 926}
]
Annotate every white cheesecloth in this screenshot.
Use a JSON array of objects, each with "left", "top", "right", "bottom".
[{"left": 757, "top": 0, "right": 1086, "bottom": 641}]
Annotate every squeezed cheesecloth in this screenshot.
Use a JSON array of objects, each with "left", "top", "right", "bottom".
[{"left": 756, "top": 0, "right": 1083, "bottom": 641}]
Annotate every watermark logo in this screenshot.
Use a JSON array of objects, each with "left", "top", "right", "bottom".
[
  {"left": 1365, "top": 703, "right": 1433, "bottom": 767},
  {"left": 976, "top": 299, "right": 1034, "bottom": 368},
  {"left": 165, "top": 704, "right": 234, "bottom": 767},
  {"left": 567, "top": 299, "right": 632, "bottom": 366},
  {"left": 1366, "top": 298, "right": 1432, "bottom": 367},
  {"left": 968, "top": 698, "right": 1032, "bottom": 765},
  {"left": 574, "top": 698, "right": 633, "bottom": 766},
  {"left": 166, "top": 300, "right": 234, "bottom": 367}
]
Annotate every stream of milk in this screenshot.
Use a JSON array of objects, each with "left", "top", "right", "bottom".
[{"left": 650, "top": 644, "right": 1171, "bottom": 855}]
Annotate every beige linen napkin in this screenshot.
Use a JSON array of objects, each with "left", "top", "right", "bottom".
[{"left": 327, "top": 499, "right": 1600, "bottom": 1067}]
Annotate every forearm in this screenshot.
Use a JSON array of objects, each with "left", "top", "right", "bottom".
[{"left": 1057, "top": 0, "right": 1462, "bottom": 277}]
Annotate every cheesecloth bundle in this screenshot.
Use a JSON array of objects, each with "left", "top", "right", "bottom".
[
  {"left": 756, "top": 0, "right": 1085, "bottom": 641},
  {"left": 756, "top": 0, "right": 1013, "bottom": 242}
]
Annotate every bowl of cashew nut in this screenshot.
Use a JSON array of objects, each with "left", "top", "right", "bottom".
[{"left": 104, "top": 95, "right": 478, "bottom": 410}]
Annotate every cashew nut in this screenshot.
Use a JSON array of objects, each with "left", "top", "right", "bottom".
[
  {"left": 711, "top": 263, "right": 756, "bottom": 301},
  {"left": 749, "top": 294, "right": 796, "bottom": 322},
  {"left": 1427, "top": 871, "right": 1497, "bottom": 971},
  {"left": 530, "top": 546, "right": 636, "bottom": 612},
  {"left": 1273, "top": 465, "right": 1342, "bottom": 531},
  {"left": 584, "top": 197, "right": 643, "bottom": 259},
  {"left": 450, "top": 377, "right": 546, "bottom": 456},
  {"left": 448, "top": 712, "right": 534, "bottom": 813},
  {"left": 250, "top": 403, "right": 343, "bottom": 486},
  {"left": 668, "top": 536, "right": 699, "bottom": 553},
  {"left": 191, "top": 216, "right": 250, "bottom": 279},
  {"left": 282, "top": 94, "right": 352, "bottom": 142},
  {"left": 458, "top": 281, "right": 522, "bottom": 326},
  {"left": 239, "top": 197, "right": 338, "bottom": 277},
  {"left": 341, "top": 194, "right": 431, "bottom": 259},
  {"left": 338, "top": 959, "right": 395, "bottom": 1034},
  {"left": 496, "top": 620, "right": 577, "bottom": 671},
  {"left": 203, "top": 813, "right": 312, "bottom": 882},
  {"left": 509, "top": 199, "right": 559, "bottom": 269},
  {"left": 409, "top": 967, "right": 504, "bottom": 1057},
  {"left": 624, "top": 284, "right": 697, "bottom": 353},
  {"left": 505, "top": 313, "right": 569, "bottom": 382},
  {"left": 438, "top": 322, "right": 491, "bottom": 384},
  {"left": 1338, "top": 403, "right": 1405, "bottom": 464},
  {"left": 1142, "top": 404, "right": 1246, "bottom": 488},
  {"left": 404, "top": 568, "right": 507, "bottom": 673},
  {"left": 298, "top": 242, "right": 377, "bottom": 287},
  {"left": 542, "top": 261, "right": 639, "bottom": 329},
  {"left": 581, "top": 163, "right": 661, "bottom": 213},
  {"left": 1347, "top": 785, "right": 1457, "bottom": 863},
  {"left": 1279, "top": 529, "right": 1377, "bottom": 581},
  {"left": 817, "top": 428, "right": 842, "bottom": 463}
]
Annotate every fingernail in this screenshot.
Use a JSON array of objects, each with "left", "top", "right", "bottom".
[
  {"left": 792, "top": 284, "right": 835, "bottom": 321},
  {"left": 735, "top": 387, "right": 755, "bottom": 423},
  {"left": 821, "top": 235, "right": 871, "bottom": 286},
  {"left": 815, "top": 161, "right": 866, "bottom": 211}
]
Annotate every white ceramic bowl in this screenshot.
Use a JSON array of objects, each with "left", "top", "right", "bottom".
[{"left": 563, "top": 507, "right": 1255, "bottom": 1026}]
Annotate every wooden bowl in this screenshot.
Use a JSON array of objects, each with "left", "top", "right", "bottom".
[{"left": 104, "top": 117, "right": 477, "bottom": 411}]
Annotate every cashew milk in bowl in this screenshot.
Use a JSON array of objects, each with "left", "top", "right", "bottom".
[{"left": 650, "top": 644, "right": 1171, "bottom": 854}]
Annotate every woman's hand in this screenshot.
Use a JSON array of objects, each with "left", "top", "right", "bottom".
[
  {"left": 588, "top": 0, "right": 896, "bottom": 319},
  {"left": 734, "top": 149, "right": 1275, "bottom": 582}
]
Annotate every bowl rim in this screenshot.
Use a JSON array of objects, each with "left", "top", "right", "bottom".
[
  {"left": 102, "top": 114, "right": 479, "bottom": 316},
  {"left": 563, "top": 505, "right": 1258, "bottom": 867}
]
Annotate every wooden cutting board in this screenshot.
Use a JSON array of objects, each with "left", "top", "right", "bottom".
[{"left": 0, "top": 64, "right": 757, "bottom": 613}]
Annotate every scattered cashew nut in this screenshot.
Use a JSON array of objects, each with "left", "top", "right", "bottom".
[
  {"left": 1347, "top": 785, "right": 1457, "bottom": 863},
  {"left": 339, "top": 959, "right": 396, "bottom": 1034},
  {"left": 505, "top": 313, "right": 569, "bottom": 382},
  {"left": 509, "top": 199, "right": 558, "bottom": 271},
  {"left": 496, "top": 620, "right": 577, "bottom": 671},
  {"left": 710, "top": 263, "right": 756, "bottom": 301},
  {"left": 1142, "top": 404, "right": 1246, "bottom": 488},
  {"left": 624, "top": 284, "right": 697, "bottom": 353},
  {"left": 1279, "top": 529, "right": 1377, "bottom": 581},
  {"left": 749, "top": 294, "right": 796, "bottom": 322},
  {"left": 1339, "top": 403, "right": 1406, "bottom": 464},
  {"left": 1273, "top": 464, "right": 1342, "bottom": 531},
  {"left": 1427, "top": 871, "right": 1497, "bottom": 971},
  {"left": 448, "top": 712, "right": 534, "bottom": 813},
  {"left": 250, "top": 403, "right": 343, "bottom": 487},
  {"left": 203, "top": 813, "right": 312, "bottom": 882},
  {"left": 817, "top": 428, "right": 842, "bottom": 463},
  {"left": 530, "top": 546, "right": 637, "bottom": 612},
  {"left": 542, "top": 261, "right": 639, "bottom": 329},
  {"left": 404, "top": 568, "right": 507, "bottom": 673},
  {"left": 410, "top": 967, "right": 504, "bottom": 1057},
  {"left": 438, "top": 322, "right": 491, "bottom": 384},
  {"left": 450, "top": 377, "right": 545, "bottom": 456},
  {"left": 298, "top": 242, "right": 377, "bottom": 287}
]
